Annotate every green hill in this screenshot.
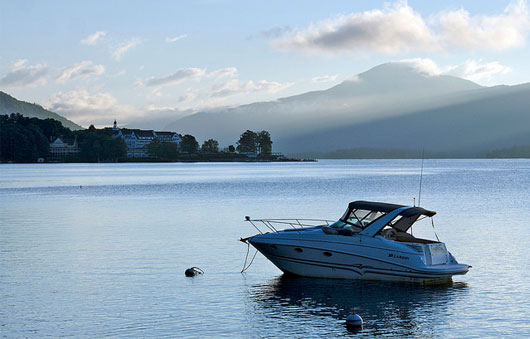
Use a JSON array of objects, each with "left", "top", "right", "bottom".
[{"left": 0, "top": 91, "right": 83, "bottom": 130}]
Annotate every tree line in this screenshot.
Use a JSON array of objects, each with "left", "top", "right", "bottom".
[
  {"left": 146, "top": 129, "right": 273, "bottom": 161},
  {"left": 0, "top": 113, "right": 62, "bottom": 162},
  {"left": 0, "top": 114, "right": 126, "bottom": 162},
  {"left": 1, "top": 114, "right": 274, "bottom": 162}
]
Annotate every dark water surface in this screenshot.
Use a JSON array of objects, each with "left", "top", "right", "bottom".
[{"left": 1, "top": 160, "right": 529, "bottom": 338}]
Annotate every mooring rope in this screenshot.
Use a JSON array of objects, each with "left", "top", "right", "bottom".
[{"left": 241, "top": 242, "right": 258, "bottom": 273}]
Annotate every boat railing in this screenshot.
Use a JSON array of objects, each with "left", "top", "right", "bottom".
[{"left": 244, "top": 216, "right": 335, "bottom": 234}]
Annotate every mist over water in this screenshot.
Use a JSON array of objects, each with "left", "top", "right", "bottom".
[{"left": 1, "top": 160, "right": 529, "bottom": 337}]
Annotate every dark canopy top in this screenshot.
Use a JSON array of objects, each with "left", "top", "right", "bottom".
[{"left": 347, "top": 201, "right": 436, "bottom": 218}]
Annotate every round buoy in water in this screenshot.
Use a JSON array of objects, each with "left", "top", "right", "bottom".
[
  {"left": 185, "top": 267, "right": 204, "bottom": 277},
  {"left": 345, "top": 314, "right": 363, "bottom": 329}
]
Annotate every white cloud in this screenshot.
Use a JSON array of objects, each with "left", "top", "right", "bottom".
[
  {"left": 129, "top": 106, "right": 194, "bottom": 128},
  {"left": 178, "top": 92, "right": 197, "bottom": 103},
  {"left": 46, "top": 89, "right": 195, "bottom": 127},
  {"left": 56, "top": 61, "right": 105, "bottom": 83},
  {"left": 44, "top": 89, "right": 136, "bottom": 126},
  {"left": 166, "top": 34, "right": 187, "bottom": 42},
  {"left": 0, "top": 59, "right": 48, "bottom": 87},
  {"left": 444, "top": 60, "right": 511, "bottom": 83},
  {"left": 274, "top": 2, "right": 436, "bottom": 54},
  {"left": 438, "top": 0, "right": 530, "bottom": 50},
  {"left": 398, "top": 58, "right": 442, "bottom": 76},
  {"left": 274, "top": 0, "right": 530, "bottom": 55},
  {"left": 312, "top": 74, "right": 339, "bottom": 83},
  {"left": 211, "top": 79, "right": 292, "bottom": 97},
  {"left": 45, "top": 90, "right": 116, "bottom": 116},
  {"left": 141, "top": 68, "right": 206, "bottom": 87},
  {"left": 344, "top": 75, "right": 361, "bottom": 83},
  {"left": 112, "top": 38, "right": 141, "bottom": 61},
  {"left": 12, "top": 59, "right": 27, "bottom": 69},
  {"left": 207, "top": 67, "right": 238, "bottom": 80},
  {"left": 399, "top": 58, "right": 511, "bottom": 84},
  {"left": 80, "top": 31, "right": 106, "bottom": 45}
]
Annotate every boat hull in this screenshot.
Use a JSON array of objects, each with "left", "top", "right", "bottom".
[{"left": 249, "top": 233, "right": 469, "bottom": 283}]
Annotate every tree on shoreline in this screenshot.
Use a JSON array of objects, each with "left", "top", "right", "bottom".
[
  {"left": 0, "top": 113, "right": 67, "bottom": 162},
  {"left": 180, "top": 134, "right": 199, "bottom": 154},
  {"left": 201, "top": 139, "right": 219, "bottom": 153},
  {"left": 236, "top": 130, "right": 258, "bottom": 153},
  {"left": 257, "top": 130, "right": 272, "bottom": 155},
  {"left": 75, "top": 128, "right": 126, "bottom": 162},
  {"left": 236, "top": 130, "right": 272, "bottom": 155},
  {"left": 146, "top": 138, "right": 179, "bottom": 160}
]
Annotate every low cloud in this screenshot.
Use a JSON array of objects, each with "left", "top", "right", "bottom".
[
  {"left": 211, "top": 79, "right": 292, "bottom": 97},
  {"left": 0, "top": 59, "right": 48, "bottom": 87},
  {"left": 178, "top": 92, "right": 197, "bottom": 103},
  {"left": 112, "top": 38, "right": 141, "bottom": 61},
  {"left": 45, "top": 90, "right": 116, "bottom": 116},
  {"left": 141, "top": 68, "right": 206, "bottom": 87},
  {"left": 56, "top": 61, "right": 105, "bottom": 83},
  {"left": 125, "top": 106, "right": 195, "bottom": 130},
  {"left": 344, "top": 75, "right": 361, "bottom": 83},
  {"left": 166, "top": 34, "right": 187, "bottom": 42},
  {"left": 312, "top": 74, "right": 339, "bottom": 83},
  {"left": 399, "top": 58, "right": 443, "bottom": 76},
  {"left": 45, "top": 89, "right": 195, "bottom": 128},
  {"left": 444, "top": 60, "right": 511, "bottom": 83},
  {"left": 80, "top": 31, "right": 106, "bottom": 45},
  {"left": 399, "top": 58, "right": 511, "bottom": 84},
  {"left": 274, "top": 0, "right": 530, "bottom": 55},
  {"left": 207, "top": 67, "right": 238, "bottom": 80},
  {"left": 44, "top": 89, "right": 136, "bottom": 126}
]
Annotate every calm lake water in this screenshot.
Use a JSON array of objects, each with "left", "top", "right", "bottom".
[{"left": 1, "top": 160, "right": 529, "bottom": 338}]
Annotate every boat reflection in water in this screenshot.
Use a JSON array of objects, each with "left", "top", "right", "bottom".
[{"left": 246, "top": 275, "right": 469, "bottom": 337}]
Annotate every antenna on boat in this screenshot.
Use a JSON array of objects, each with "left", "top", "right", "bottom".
[{"left": 418, "top": 149, "right": 425, "bottom": 207}]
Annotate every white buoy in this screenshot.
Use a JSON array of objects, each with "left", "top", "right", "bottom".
[{"left": 345, "top": 314, "right": 363, "bottom": 328}]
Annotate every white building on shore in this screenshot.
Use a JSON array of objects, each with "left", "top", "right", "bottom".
[
  {"left": 49, "top": 136, "right": 80, "bottom": 157},
  {"left": 110, "top": 120, "right": 181, "bottom": 158}
]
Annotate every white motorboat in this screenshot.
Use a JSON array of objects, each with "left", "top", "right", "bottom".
[{"left": 241, "top": 201, "right": 470, "bottom": 283}]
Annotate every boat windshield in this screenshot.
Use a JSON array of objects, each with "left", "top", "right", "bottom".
[{"left": 341, "top": 208, "right": 386, "bottom": 229}]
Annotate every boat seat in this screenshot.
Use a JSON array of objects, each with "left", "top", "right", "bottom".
[
  {"left": 382, "top": 228, "right": 433, "bottom": 243},
  {"left": 395, "top": 231, "right": 416, "bottom": 242},
  {"left": 392, "top": 230, "right": 436, "bottom": 244}
]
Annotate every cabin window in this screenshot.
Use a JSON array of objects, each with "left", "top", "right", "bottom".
[{"left": 342, "top": 209, "right": 386, "bottom": 228}]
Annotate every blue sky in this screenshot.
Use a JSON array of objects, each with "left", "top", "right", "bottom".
[{"left": 1, "top": 0, "right": 529, "bottom": 127}]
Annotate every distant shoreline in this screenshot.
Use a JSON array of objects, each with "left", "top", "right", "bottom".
[
  {"left": 114, "top": 157, "right": 317, "bottom": 163},
  {"left": 288, "top": 146, "right": 530, "bottom": 160},
  {"left": 1, "top": 157, "right": 317, "bottom": 164},
  {"left": 5, "top": 157, "right": 530, "bottom": 164}
]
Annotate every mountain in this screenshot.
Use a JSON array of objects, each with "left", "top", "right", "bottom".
[
  {"left": 281, "top": 83, "right": 530, "bottom": 155},
  {"left": 166, "top": 63, "right": 530, "bottom": 156},
  {"left": 0, "top": 91, "right": 82, "bottom": 130}
]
